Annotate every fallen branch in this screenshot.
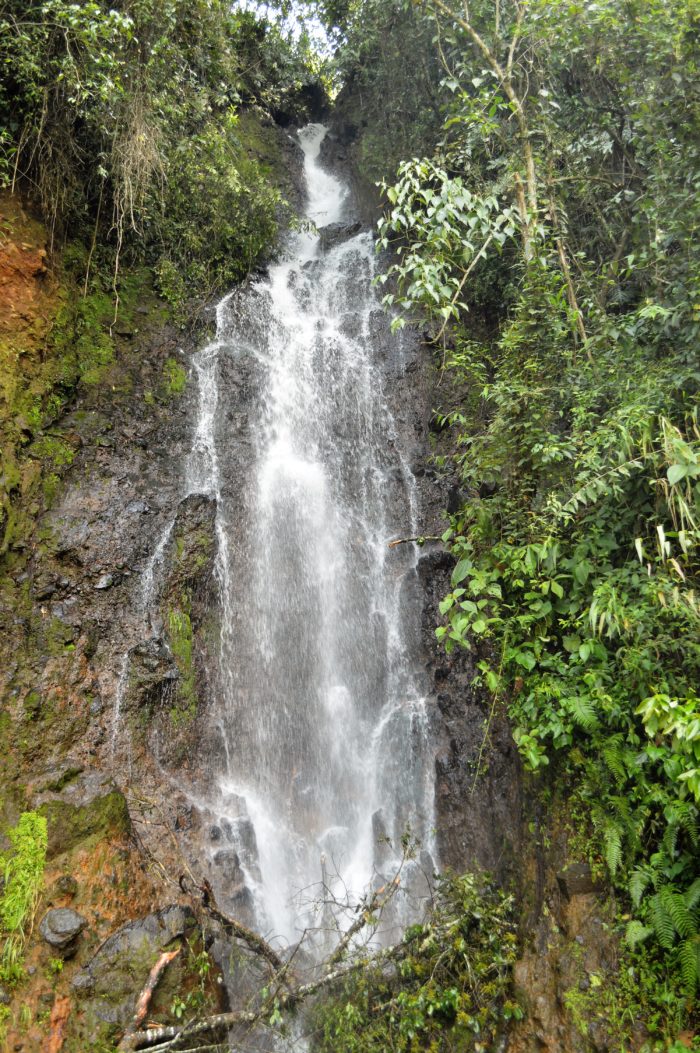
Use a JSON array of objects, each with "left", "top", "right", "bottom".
[
  {"left": 118, "top": 1010, "right": 260, "bottom": 1052},
  {"left": 182, "top": 876, "right": 285, "bottom": 976},
  {"left": 122, "top": 936, "right": 419, "bottom": 1051},
  {"left": 138, "top": 1044, "right": 228, "bottom": 1053},
  {"left": 118, "top": 948, "right": 181, "bottom": 1050},
  {"left": 325, "top": 878, "right": 399, "bottom": 970}
]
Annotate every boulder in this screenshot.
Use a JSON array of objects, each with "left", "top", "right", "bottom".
[
  {"left": 71, "top": 905, "right": 196, "bottom": 1026},
  {"left": 39, "top": 907, "right": 87, "bottom": 955},
  {"left": 318, "top": 221, "right": 362, "bottom": 251}
]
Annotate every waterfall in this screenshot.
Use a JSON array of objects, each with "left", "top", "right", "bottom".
[{"left": 186, "top": 124, "right": 435, "bottom": 946}]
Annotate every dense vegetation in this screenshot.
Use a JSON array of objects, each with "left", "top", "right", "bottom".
[
  {"left": 312, "top": 873, "right": 520, "bottom": 1053},
  {"left": 345, "top": 0, "right": 700, "bottom": 1029},
  {"left": 0, "top": 0, "right": 322, "bottom": 304},
  {"left": 0, "top": 812, "right": 47, "bottom": 991},
  {"left": 0, "top": 0, "right": 322, "bottom": 557}
]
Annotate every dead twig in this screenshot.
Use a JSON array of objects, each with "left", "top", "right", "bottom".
[{"left": 388, "top": 535, "right": 440, "bottom": 548}]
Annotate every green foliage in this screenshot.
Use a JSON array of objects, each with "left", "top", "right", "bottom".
[
  {"left": 317, "top": 0, "right": 446, "bottom": 183},
  {"left": 563, "top": 930, "right": 690, "bottom": 1051},
  {"left": 162, "top": 358, "right": 187, "bottom": 398},
  {"left": 0, "top": 812, "right": 48, "bottom": 985},
  {"left": 169, "top": 945, "right": 211, "bottom": 1022},
  {"left": 312, "top": 872, "right": 521, "bottom": 1053},
  {"left": 0, "top": 0, "right": 320, "bottom": 302},
  {"left": 375, "top": 0, "right": 700, "bottom": 1027},
  {"left": 377, "top": 159, "right": 518, "bottom": 331},
  {"left": 153, "top": 111, "right": 285, "bottom": 305}
]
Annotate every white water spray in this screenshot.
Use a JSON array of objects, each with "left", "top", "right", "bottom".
[
  {"left": 204, "top": 125, "right": 436, "bottom": 942},
  {"left": 116, "top": 124, "right": 436, "bottom": 945}
]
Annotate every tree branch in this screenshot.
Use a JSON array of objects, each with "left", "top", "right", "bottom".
[
  {"left": 181, "top": 876, "right": 286, "bottom": 976},
  {"left": 388, "top": 535, "right": 440, "bottom": 548},
  {"left": 122, "top": 935, "right": 419, "bottom": 1052},
  {"left": 425, "top": 0, "right": 538, "bottom": 255},
  {"left": 118, "top": 949, "right": 181, "bottom": 1050}
]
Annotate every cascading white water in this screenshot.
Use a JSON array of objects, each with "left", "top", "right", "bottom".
[{"left": 174, "top": 124, "right": 436, "bottom": 945}]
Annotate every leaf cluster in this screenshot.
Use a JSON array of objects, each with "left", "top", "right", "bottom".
[
  {"left": 0, "top": 0, "right": 322, "bottom": 302},
  {"left": 311, "top": 872, "right": 521, "bottom": 1053}
]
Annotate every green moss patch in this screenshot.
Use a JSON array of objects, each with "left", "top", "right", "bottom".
[{"left": 39, "top": 791, "right": 130, "bottom": 860}]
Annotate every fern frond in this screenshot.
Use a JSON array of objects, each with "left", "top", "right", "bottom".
[
  {"left": 661, "top": 888, "right": 697, "bottom": 939},
  {"left": 664, "top": 799, "right": 699, "bottom": 843},
  {"left": 604, "top": 823, "right": 622, "bottom": 876},
  {"left": 568, "top": 696, "right": 599, "bottom": 731},
  {"left": 603, "top": 738, "right": 626, "bottom": 785},
  {"left": 661, "top": 822, "right": 679, "bottom": 860},
  {"left": 649, "top": 892, "right": 676, "bottom": 949},
  {"left": 608, "top": 794, "right": 632, "bottom": 823},
  {"left": 685, "top": 877, "right": 700, "bottom": 910},
  {"left": 626, "top": 919, "right": 654, "bottom": 948},
  {"left": 678, "top": 936, "right": 700, "bottom": 993},
  {"left": 629, "top": 867, "right": 652, "bottom": 908}
]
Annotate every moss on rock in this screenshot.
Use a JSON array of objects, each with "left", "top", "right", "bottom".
[{"left": 39, "top": 791, "right": 130, "bottom": 860}]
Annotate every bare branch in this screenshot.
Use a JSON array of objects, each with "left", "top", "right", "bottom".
[
  {"left": 388, "top": 535, "right": 440, "bottom": 548},
  {"left": 182, "top": 876, "right": 286, "bottom": 976},
  {"left": 123, "top": 934, "right": 419, "bottom": 1051},
  {"left": 325, "top": 878, "right": 399, "bottom": 970},
  {"left": 118, "top": 949, "right": 182, "bottom": 1050}
]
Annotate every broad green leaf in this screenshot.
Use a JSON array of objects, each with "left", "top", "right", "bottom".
[{"left": 451, "top": 558, "right": 472, "bottom": 586}]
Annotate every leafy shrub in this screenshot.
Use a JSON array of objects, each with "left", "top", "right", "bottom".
[
  {"left": 376, "top": 0, "right": 700, "bottom": 1019},
  {"left": 312, "top": 872, "right": 520, "bottom": 1053}
]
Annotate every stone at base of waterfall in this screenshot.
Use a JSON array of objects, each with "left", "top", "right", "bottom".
[
  {"left": 319, "top": 221, "right": 362, "bottom": 251},
  {"left": 39, "top": 908, "right": 87, "bottom": 956}
]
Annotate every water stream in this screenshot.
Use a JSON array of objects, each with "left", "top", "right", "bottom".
[{"left": 142, "top": 124, "right": 436, "bottom": 947}]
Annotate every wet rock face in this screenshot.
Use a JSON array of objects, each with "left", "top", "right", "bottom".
[
  {"left": 321, "top": 114, "right": 524, "bottom": 883},
  {"left": 511, "top": 865, "right": 620, "bottom": 1053},
  {"left": 557, "top": 862, "right": 605, "bottom": 900},
  {"left": 416, "top": 554, "right": 522, "bottom": 879},
  {"left": 34, "top": 772, "right": 130, "bottom": 859}
]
